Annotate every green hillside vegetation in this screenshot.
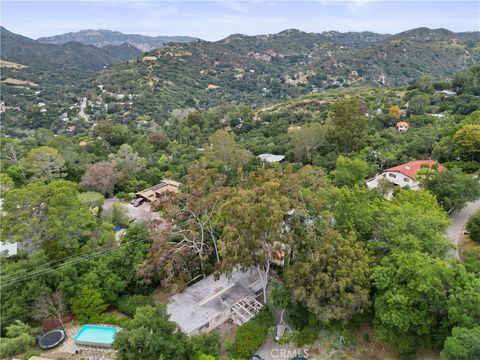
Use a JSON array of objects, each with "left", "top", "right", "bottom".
[
  {"left": 1, "top": 28, "right": 480, "bottom": 360},
  {"left": 92, "top": 28, "right": 480, "bottom": 120}
]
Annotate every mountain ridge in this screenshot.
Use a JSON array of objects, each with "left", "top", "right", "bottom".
[
  {"left": 92, "top": 27, "right": 480, "bottom": 118},
  {"left": 37, "top": 29, "right": 199, "bottom": 52}
]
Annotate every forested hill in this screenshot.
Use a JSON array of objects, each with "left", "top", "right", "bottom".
[
  {"left": 37, "top": 29, "right": 198, "bottom": 52},
  {"left": 0, "top": 27, "right": 136, "bottom": 90},
  {"left": 94, "top": 27, "right": 480, "bottom": 117}
]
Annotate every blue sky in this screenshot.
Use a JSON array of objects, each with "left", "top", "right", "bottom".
[{"left": 1, "top": 1, "right": 479, "bottom": 40}]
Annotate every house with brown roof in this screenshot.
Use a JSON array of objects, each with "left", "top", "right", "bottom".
[
  {"left": 382, "top": 160, "right": 445, "bottom": 189},
  {"left": 134, "top": 180, "right": 180, "bottom": 205}
]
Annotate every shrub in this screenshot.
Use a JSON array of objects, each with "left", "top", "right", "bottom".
[
  {"left": 463, "top": 247, "right": 480, "bottom": 276},
  {"left": 112, "top": 202, "right": 129, "bottom": 227},
  {"left": 116, "top": 295, "right": 153, "bottom": 317},
  {"left": 189, "top": 331, "right": 220, "bottom": 359},
  {"left": 232, "top": 308, "right": 273, "bottom": 359},
  {"left": 71, "top": 287, "right": 108, "bottom": 323},
  {"left": 95, "top": 313, "right": 131, "bottom": 327},
  {"left": 295, "top": 326, "right": 318, "bottom": 347},
  {"left": 0, "top": 321, "right": 40, "bottom": 359},
  {"left": 466, "top": 210, "right": 480, "bottom": 243},
  {"left": 441, "top": 326, "right": 480, "bottom": 360},
  {"left": 223, "top": 338, "right": 234, "bottom": 352}
]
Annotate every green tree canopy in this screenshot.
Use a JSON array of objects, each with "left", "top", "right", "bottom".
[
  {"left": 113, "top": 304, "right": 188, "bottom": 360},
  {"left": 70, "top": 287, "right": 108, "bottom": 323},
  {"left": 1, "top": 180, "right": 102, "bottom": 259},
  {"left": 331, "top": 155, "right": 369, "bottom": 188},
  {"left": 371, "top": 190, "right": 452, "bottom": 258},
  {"left": 19, "top": 146, "right": 66, "bottom": 183},
  {"left": 453, "top": 124, "right": 480, "bottom": 161},
  {"left": 285, "top": 223, "right": 371, "bottom": 323},
  {"left": 421, "top": 168, "right": 480, "bottom": 212},
  {"left": 373, "top": 251, "right": 452, "bottom": 356},
  {"left": 441, "top": 326, "right": 480, "bottom": 360},
  {"left": 466, "top": 210, "right": 480, "bottom": 243},
  {"left": 327, "top": 97, "right": 368, "bottom": 154}
]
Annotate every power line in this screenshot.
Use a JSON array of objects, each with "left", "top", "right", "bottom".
[
  {"left": 1, "top": 238, "right": 127, "bottom": 282},
  {"left": 1, "top": 236, "right": 147, "bottom": 287}
]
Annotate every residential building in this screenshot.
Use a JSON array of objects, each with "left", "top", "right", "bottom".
[
  {"left": 382, "top": 160, "right": 445, "bottom": 189},
  {"left": 135, "top": 180, "right": 180, "bottom": 204},
  {"left": 167, "top": 269, "right": 264, "bottom": 336},
  {"left": 258, "top": 154, "right": 285, "bottom": 163},
  {"left": 396, "top": 121, "right": 410, "bottom": 132}
]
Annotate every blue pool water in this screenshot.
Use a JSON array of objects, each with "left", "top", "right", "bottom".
[{"left": 74, "top": 325, "right": 120, "bottom": 347}]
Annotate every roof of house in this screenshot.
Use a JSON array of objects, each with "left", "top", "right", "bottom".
[
  {"left": 167, "top": 269, "right": 263, "bottom": 334},
  {"left": 384, "top": 160, "right": 445, "bottom": 180},
  {"left": 258, "top": 154, "right": 285, "bottom": 163},
  {"left": 136, "top": 180, "right": 181, "bottom": 198},
  {"left": 396, "top": 121, "right": 409, "bottom": 127}
]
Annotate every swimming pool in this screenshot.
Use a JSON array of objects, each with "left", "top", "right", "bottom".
[{"left": 73, "top": 325, "right": 120, "bottom": 347}]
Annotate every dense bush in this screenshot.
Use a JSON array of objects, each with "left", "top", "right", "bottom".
[
  {"left": 295, "top": 326, "right": 319, "bottom": 347},
  {"left": 189, "top": 332, "right": 220, "bottom": 359},
  {"left": 0, "top": 321, "right": 40, "bottom": 359},
  {"left": 95, "top": 313, "right": 131, "bottom": 327},
  {"left": 463, "top": 247, "right": 480, "bottom": 276},
  {"left": 116, "top": 295, "right": 154, "bottom": 317},
  {"left": 441, "top": 326, "right": 480, "bottom": 360},
  {"left": 71, "top": 287, "right": 108, "bottom": 323},
  {"left": 232, "top": 308, "right": 273, "bottom": 359},
  {"left": 466, "top": 210, "right": 480, "bottom": 243}
]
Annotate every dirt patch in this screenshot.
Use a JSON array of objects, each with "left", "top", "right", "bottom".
[
  {"left": 152, "top": 286, "right": 175, "bottom": 304},
  {"left": 340, "top": 320, "right": 398, "bottom": 360},
  {"left": 1, "top": 77, "right": 38, "bottom": 87},
  {"left": 217, "top": 322, "right": 237, "bottom": 359},
  {"left": 0, "top": 60, "right": 27, "bottom": 69}
]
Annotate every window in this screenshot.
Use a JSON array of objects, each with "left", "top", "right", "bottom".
[
  {"left": 404, "top": 177, "right": 410, "bottom": 182},
  {"left": 389, "top": 173, "right": 396, "bottom": 178}
]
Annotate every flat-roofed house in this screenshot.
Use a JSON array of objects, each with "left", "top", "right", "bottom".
[{"left": 167, "top": 269, "right": 264, "bottom": 336}]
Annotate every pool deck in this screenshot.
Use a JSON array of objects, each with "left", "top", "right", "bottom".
[{"left": 41, "top": 323, "right": 117, "bottom": 360}]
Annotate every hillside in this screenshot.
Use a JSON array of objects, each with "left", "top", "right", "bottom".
[
  {"left": 93, "top": 28, "right": 480, "bottom": 118},
  {"left": 37, "top": 29, "right": 198, "bottom": 51},
  {"left": 0, "top": 27, "right": 132, "bottom": 86}
]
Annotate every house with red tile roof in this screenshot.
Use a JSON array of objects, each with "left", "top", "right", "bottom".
[
  {"left": 396, "top": 121, "right": 410, "bottom": 132},
  {"left": 382, "top": 160, "right": 445, "bottom": 189}
]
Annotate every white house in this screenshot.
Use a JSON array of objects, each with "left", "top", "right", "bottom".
[
  {"left": 167, "top": 269, "right": 264, "bottom": 336},
  {"left": 258, "top": 154, "right": 285, "bottom": 163},
  {"left": 380, "top": 160, "right": 445, "bottom": 190},
  {"left": 396, "top": 121, "right": 410, "bottom": 132}
]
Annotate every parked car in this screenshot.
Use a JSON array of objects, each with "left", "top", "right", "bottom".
[
  {"left": 131, "top": 197, "right": 144, "bottom": 207},
  {"left": 249, "top": 356, "right": 264, "bottom": 360}
]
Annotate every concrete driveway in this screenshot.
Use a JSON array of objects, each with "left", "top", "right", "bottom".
[
  {"left": 446, "top": 199, "right": 480, "bottom": 259},
  {"left": 257, "top": 335, "right": 308, "bottom": 360},
  {"left": 103, "top": 197, "right": 160, "bottom": 223}
]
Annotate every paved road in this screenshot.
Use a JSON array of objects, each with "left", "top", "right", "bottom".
[{"left": 446, "top": 199, "right": 480, "bottom": 259}]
